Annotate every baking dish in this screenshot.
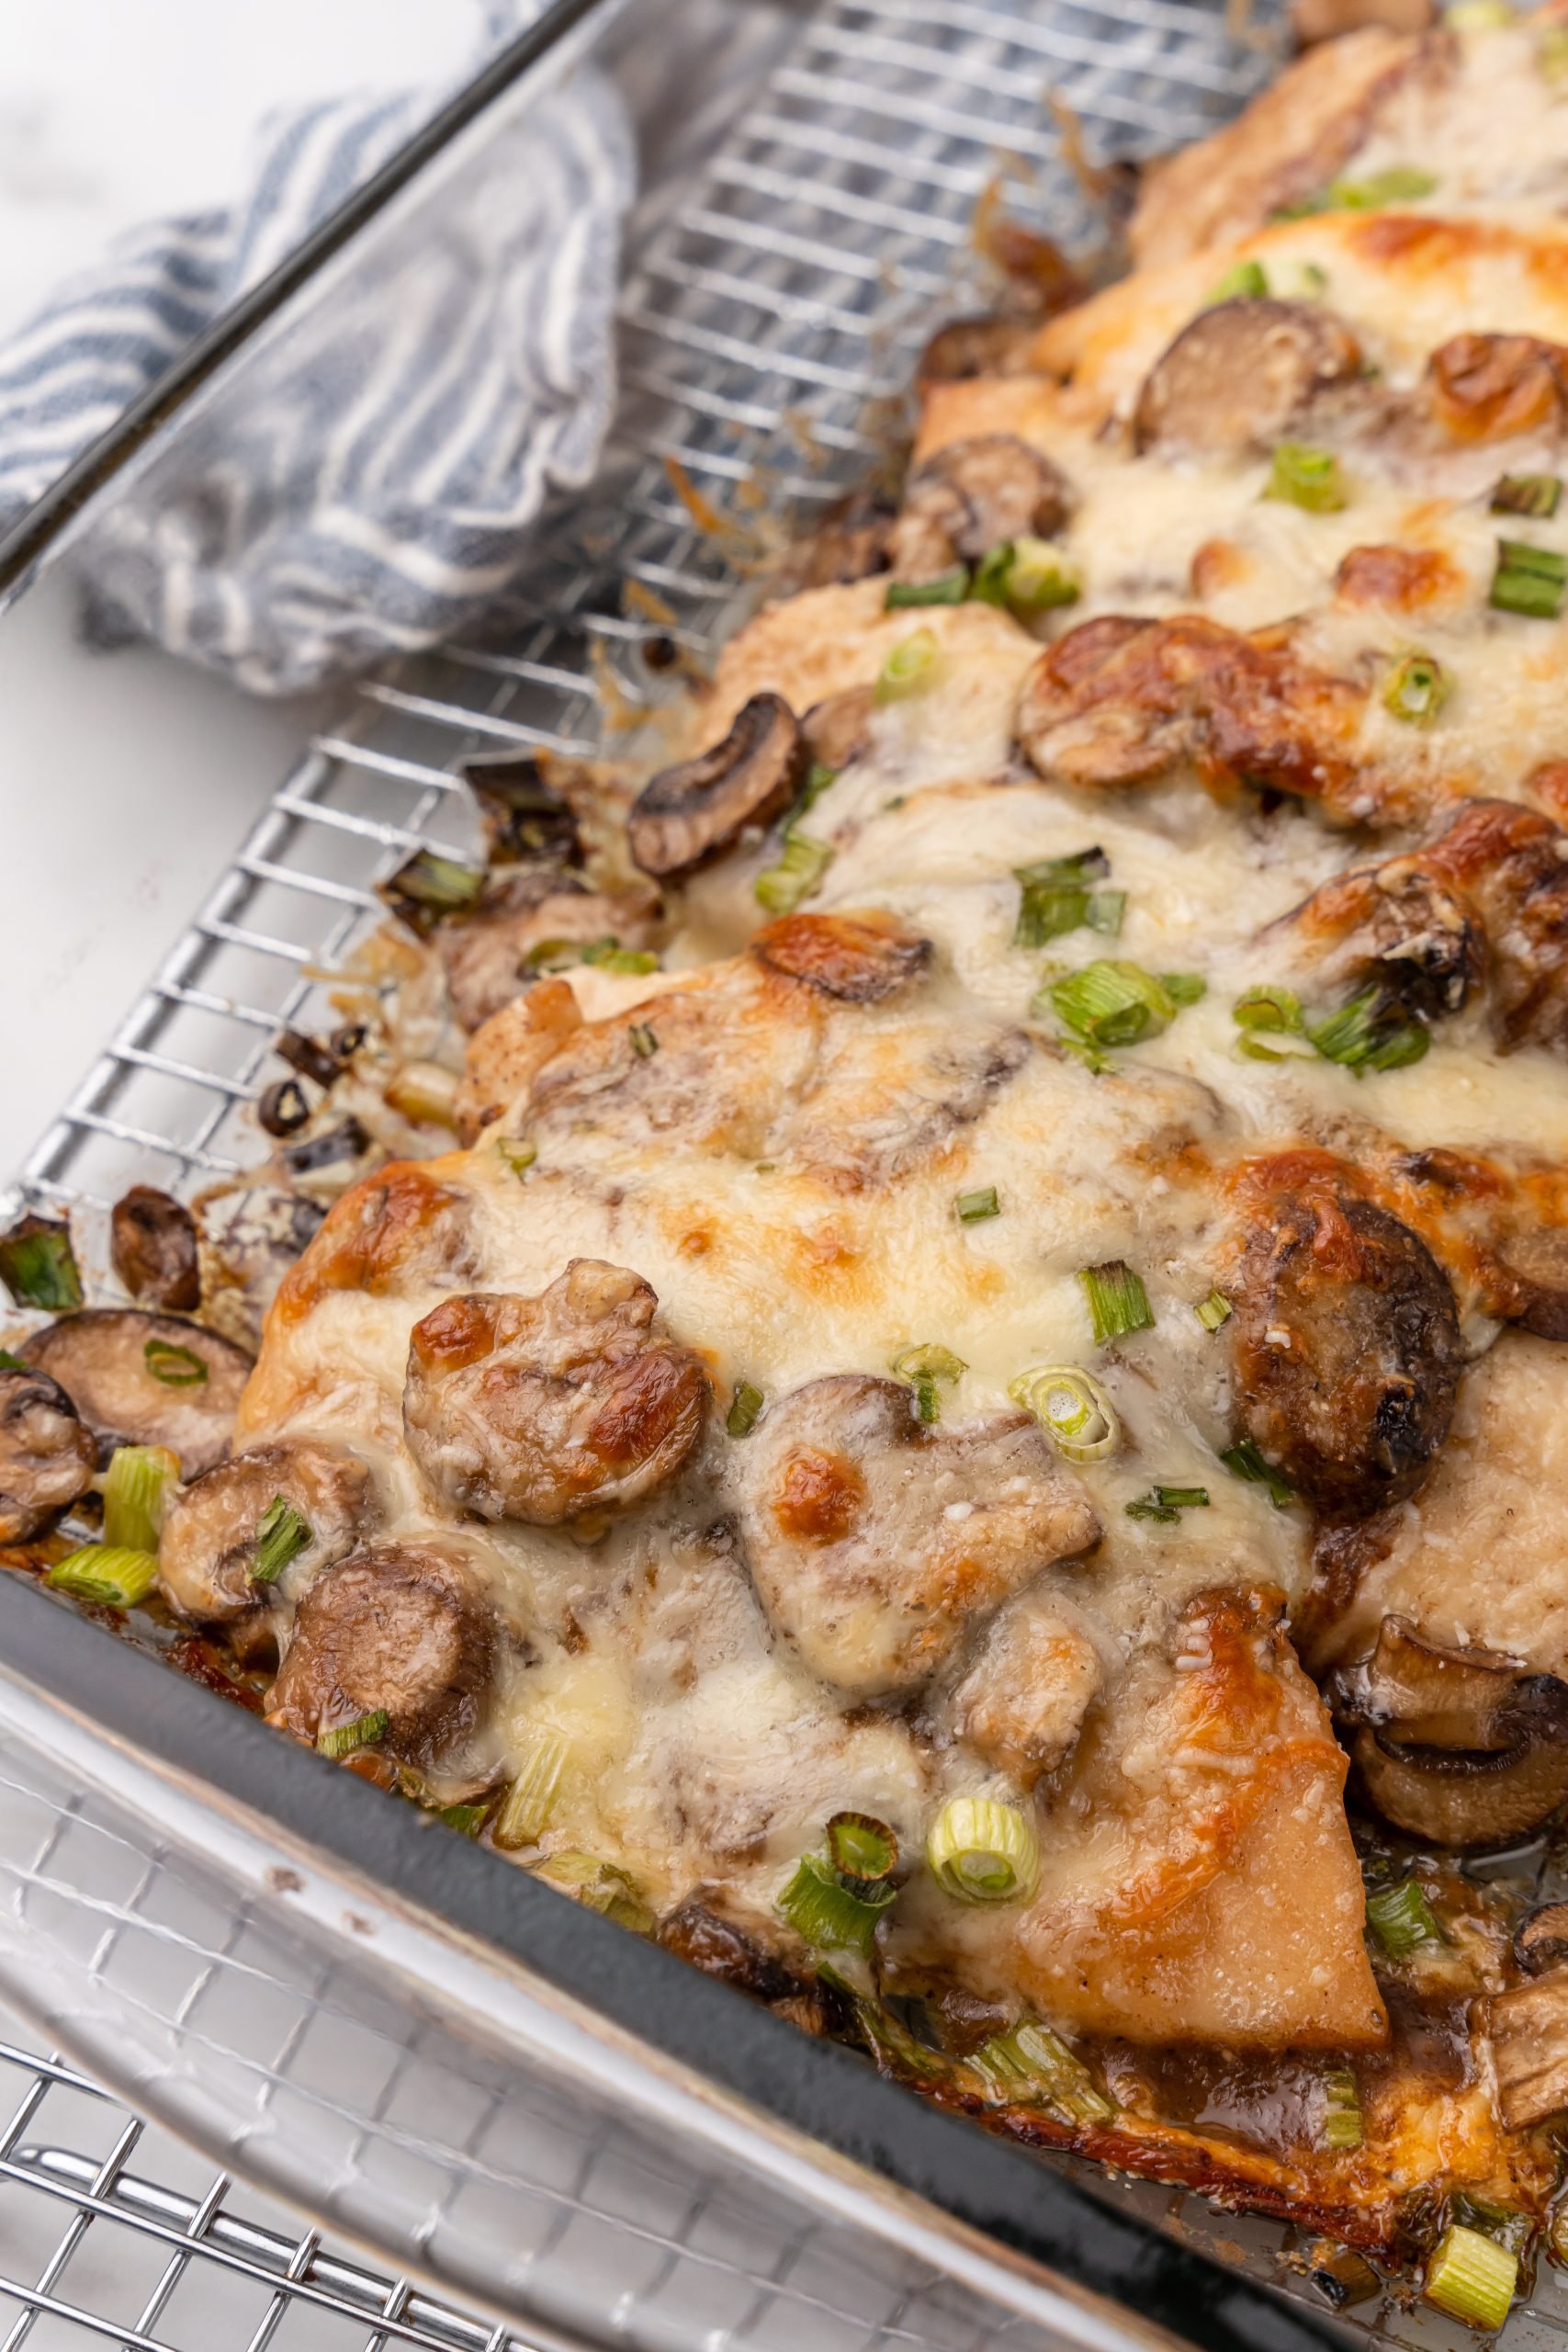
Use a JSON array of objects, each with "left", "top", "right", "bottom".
[{"left": 0, "top": 0, "right": 1517, "bottom": 2343}]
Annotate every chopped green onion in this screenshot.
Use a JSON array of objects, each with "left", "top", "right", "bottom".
[
  {"left": 143, "top": 1337, "right": 209, "bottom": 1387},
  {"left": 1308, "top": 988, "right": 1430, "bottom": 1073},
  {"left": 800, "top": 762, "right": 840, "bottom": 810},
  {"left": 0, "top": 1215, "right": 83, "bottom": 1311},
  {"left": 522, "top": 936, "right": 580, "bottom": 973},
  {"left": 778, "top": 1853, "right": 896, "bottom": 1955},
  {"left": 47, "top": 1546, "right": 159, "bottom": 1609},
  {"left": 1265, "top": 442, "right": 1347, "bottom": 514},
  {"left": 1012, "top": 851, "right": 1113, "bottom": 949},
  {"left": 1078, "top": 1260, "right": 1154, "bottom": 1345},
  {"left": 491, "top": 1731, "right": 569, "bottom": 1849},
  {"left": 628, "top": 1023, "right": 660, "bottom": 1059},
  {"left": 252, "top": 1495, "right": 310, "bottom": 1586},
  {"left": 496, "top": 1138, "right": 536, "bottom": 1177},
  {"left": 1492, "top": 472, "right": 1562, "bottom": 519},
  {"left": 1085, "top": 890, "right": 1127, "bottom": 936},
  {"left": 726, "top": 1380, "right": 764, "bottom": 1438},
  {"left": 1448, "top": 2194, "right": 1533, "bottom": 2260},
  {"left": 1050, "top": 960, "right": 1178, "bottom": 1050},
  {"left": 1424, "top": 2225, "right": 1518, "bottom": 2331},
  {"left": 1491, "top": 535, "right": 1568, "bottom": 618},
  {"left": 437, "top": 1802, "right": 491, "bottom": 1836},
  {"left": 826, "top": 1811, "right": 898, "bottom": 1883},
  {"left": 381, "top": 849, "right": 485, "bottom": 933},
  {"left": 1195, "top": 1288, "right": 1233, "bottom": 1333},
  {"left": 316, "top": 1709, "right": 389, "bottom": 1760},
  {"left": 755, "top": 830, "right": 834, "bottom": 914},
  {"left": 536, "top": 1851, "right": 654, "bottom": 1933},
  {"left": 1009, "top": 1364, "right": 1120, "bottom": 1464},
  {"left": 1125, "top": 1484, "right": 1210, "bottom": 1523},
  {"left": 970, "top": 2021, "right": 1114, "bottom": 2124},
  {"left": 103, "top": 1445, "right": 178, "bottom": 1554},
  {"left": 927, "top": 1795, "right": 1039, "bottom": 1905},
  {"left": 1325, "top": 164, "right": 1438, "bottom": 209},
  {"left": 969, "top": 542, "right": 1015, "bottom": 607},
  {"left": 1221, "top": 1439, "right": 1295, "bottom": 1509},
  {"left": 956, "top": 1185, "right": 1000, "bottom": 1223},
  {"left": 579, "top": 937, "right": 660, "bottom": 976},
  {"left": 1159, "top": 971, "right": 1205, "bottom": 1005},
  {"left": 1234, "top": 983, "right": 1304, "bottom": 1034},
  {"left": 1321, "top": 2067, "right": 1363, "bottom": 2152},
  {"left": 1382, "top": 650, "right": 1451, "bottom": 725},
  {"left": 0, "top": 1350, "right": 24, "bottom": 1371},
  {"left": 886, "top": 568, "right": 970, "bottom": 608},
  {"left": 1014, "top": 848, "right": 1109, "bottom": 888},
  {"left": 874, "top": 628, "right": 942, "bottom": 704},
  {"left": 1540, "top": 19, "right": 1568, "bottom": 79},
  {"left": 1002, "top": 535, "right": 1081, "bottom": 614},
  {"left": 1365, "top": 1874, "right": 1445, "bottom": 1957},
  {"left": 891, "top": 1341, "right": 966, "bottom": 1424},
  {"left": 1205, "top": 257, "right": 1268, "bottom": 305}
]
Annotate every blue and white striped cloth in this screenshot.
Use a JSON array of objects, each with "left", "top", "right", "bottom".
[{"left": 0, "top": 6, "right": 634, "bottom": 694}]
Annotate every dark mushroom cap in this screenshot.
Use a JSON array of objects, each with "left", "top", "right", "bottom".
[
  {"left": 158, "top": 1439, "right": 377, "bottom": 1638},
  {"left": 22, "top": 1310, "right": 253, "bottom": 1478},
  {"left": 0, "top": 1366, "right": 96, "bottom": 1544},
  {"left": 919, "top": 314, "right": 1040, "bottom": 385},
  {"left": 110, "top": 1186, "right": 201, "bottom": 1314},
  {"left": 459, "top": 750, "right": 582, "bottom": 867},
  {"left": 267, "top": 1541, "right": 498, "bottom": 1767},
  {"left": 778, "top": 485, "right": 896, "bottom": 592},
  {"left": 890, "top": 434, "right": 1071, "bottom": 576},
  {"left": 627, "top": 694, "right": 807, "bottom": 880},
  {"left": 1485, "top": 1967, "right": 1568, "bottom": 2131},
  {"left": 1133, "top": 299, "right": 1362, "bottom": 456},
  {"left": 1514, "top": 1902, "right": 1568, "bottom": 1977}
]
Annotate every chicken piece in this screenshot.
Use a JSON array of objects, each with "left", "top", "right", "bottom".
[
  {"left": 455, "top": 975, "right": 582, "bottom": 1142},
  {"left": 158, "top": 1440, "right": 376, "bottom": 1634},
  {"left": 735, "top": 1374, "right": 1099, "bottom": 1697},
  {"left": 403, "top": 1261, "right": 708, "bottom": 1525},
  {"left": 0, "top": 1367, "right": 96, "bottom": 1544}
]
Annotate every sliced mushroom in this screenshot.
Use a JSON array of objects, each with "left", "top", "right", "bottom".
[
  {"left": 919, "top": 314, "right": 1041, "bottom": 385},
  {"left": 1427, "top": 332, "right": 1568, "bottom": 444},
  {"left": 21, "top": 1311, "right": 253, "bottom": 1477},
  {"left": 627, "top": 694, "right": 807, "bottom": 880},
  {"left": 110, "top": 1186, "right": 201, "bottom": 1313},
  {"left": 459, "top": 749, "right": 583, "bottom": 867},
  {"left": 1513, "top": 1901, "right": 1568, "bottom": 1977},
  {"left": 1329, "top": 1616, "right": 1568, "bottom": 1846},
  {"left": 750, "top": 911, "right": 933, "bottom": 1003},
  {"left": 0, "top": 1367, "right": 96, "bottom": 1544},
  {"left": 659, "top": 1896, "right": 806, "bottom": 2004},
  {"left": 1133, "top": 299, "right": 1363, "bottom": 457},
  {"left": 438, "top": 868, "right": 661, "bottom": 1034},
  {"left": 1485, "top": 1970, "right": 1568, "bottom": 2130},
  {"left": 267, "top": 1541, "right": 497, "bottom": 1770},
  {"left": 1229, "top": 1190, "right": 1461, "bottom": 1519},
  {"left": 403, "top": 1261, "right": 708, "bottom": 1525},
  {"left": 158, "top": 1440, "right": 377, "bottom": 1645},
  {"left": 887, "top": 434, "right": 1072, "bottom": 580},
  {"left": 802, "top": 684, "right": 876, "bottom": 773},
  {"left": 1261, "top": 852, "right": 1481, "bottom": 1024},
  {"left": 950, "top": 1591, "right": 1103, "bottom": 1788},
  {"left": 777, "top": 485, "right": 896, "bottom": 592},
  {"left": 734, "top": 1374, "right": 1099, "bottom": 1697},
  {"left": 1417, "top": 799, "right": 1568, "bottom": 1056}
]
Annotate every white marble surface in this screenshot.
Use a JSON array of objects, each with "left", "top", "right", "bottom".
[{"left": 0, "top": 3, "right": 491, "bottom": 1174}]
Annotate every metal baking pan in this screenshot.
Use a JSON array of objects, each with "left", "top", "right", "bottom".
[{"left": 0, "top": 0, "right": 1475, "bottom": 2344}]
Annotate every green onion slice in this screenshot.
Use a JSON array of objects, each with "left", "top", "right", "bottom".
[
  {"left": 1492, "top": 472, "right": 1562, "bottom": 519},
  {"left": 726, "top": 1380, "right": 764, "bottom": 1438},
  {"left": 755, "top": 830, "right": 834, "bottom": 915},
  {"left": 826, "top": 1811, "right": 898, "bottom": 1884},
  {"left": 1491, "top": 535, "right": 1568, "bottom": 618},
  {"left": 1050, "top": 960, "right": 1179, "bottom": 1051},
  {"left": 1079, "top": 1260, "right": 1154, "bottom": 1345},
  {"left": 800, "top": 762, "right": 839, "bottom": 811},
  {"left": 1424, "top": 2224, "right": 1518, "bottom": 2331},
  {"left": 1125, "top": 1484, "right": 1210, "bottom": 1523},
  {"left": 891, "top": 1341, "right": 966, "bottom": 1425},
  {"left": 1194, "top": 1288, "right": 1233, "bottom": 1333},
  {"left": 536, "top": 1852, "right": 654, "bottom": 1934},
  {"left": 1205, "top": 257, "right": 1268, "bottom": 305},
  {"left": 252, "top": 1494, "right": 310, "bottom": 1586},
  {"left": 1365, "top": 1874, "right": 1445, "bottom": 1957},
  {"left": 1325, "top": 164, "right": 1438, "bottom": 209},
  {"left": 1265, "top": 441, "right": 1347, "bottom": 513},
  {"left": 874, "top": 627, "right": 942, "bottom": 704},
  {"left": 998, "top": 535, "right": 1082, "bottom": 615},
  {"left": 317, "top": 1709, "right": 389, "bottom": 1760},
  {"left": 48, "top": 1546, "right": 159, "bottom": 1609},
  {"left": 970, "top": 2022, "right": 1114, "bottom": 2124},
  {"left": 143, "top": 1337, "right": 209, "bottom": 1387},
  {"left": 1382, "top": 650, "right": 1451, "bottom": 725},
  {"left": 777, "top": 1853, "right": 896, "bottom": 1955},
  {"left": 956, "top": 1185, "right": 1000, "bottom": 1223},
  {"left": 1159, "top": 971, "right": 1205, "bottom": 1004},
  {"left": 102, "top": 1445, "right": 179, "bottom": 1555},
  {"left": 1233, "top": 983, "right": 1304, "bottom": 1034},
  {"left": 0, "top": 1216, "right": 84, "bottom": 1311},
  {"left": 491, "top": 1731, "right": 569, "bottom": 1849},
  {"left": 382, "top": 849, "right": 485, "bottom": 933},
  {"left": 886, "top": 568, "right": 970, "bottom": 608},
  {"left": 1010, "top": 1363, "right": 1120, "bottom": 1463},
  {"left": 1321, "top": 2067, "right": 1363, "bottom": 2152},
  {"left": 1308, "top": 988, "right": 1430, "bottom": 1072},
  {"left": 496, "top": 1138, "right": 536, "bottom": 1177},
  {"left": 579, "top": 937, "right": 660, "bottom": 975},
  {"left": 437, "top": 1802, "right": 491, "bottom": 1837},
  {"left": 628, "top": 1023, "right": 660, "bottom": 1059},
  {"left": 1221, "top": 1439, "right": 1296, "bottom": 1508},
  {"left": 969, "top": 542, "right": 1015, "bottom": 607},
  {"left": 1012, "top": 848, "right": 1112, "bottom": 949},
  {"left": 927, "top": 1795, "right": 1039, "bottom": 1905}
]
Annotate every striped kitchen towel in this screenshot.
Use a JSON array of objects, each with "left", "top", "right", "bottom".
[{"left": 0, "top": 5, "right": 635, "bottom": 694}]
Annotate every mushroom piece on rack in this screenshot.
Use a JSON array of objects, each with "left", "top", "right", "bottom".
[
  {"left": 627, "top": 694, "right": 807, "bottom": 879},
  {"left": 0, "top": 1366, "right": 97, "bottom": 1544},
  {"left": 21, "top": 1311, "right": 254, "bottom": 1477}
]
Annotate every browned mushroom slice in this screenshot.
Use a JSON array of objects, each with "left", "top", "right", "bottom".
[
  {"left": 267, "top": 1541, "right": 497, "bottom": 1769},
  {"left": 777, "top": 485, "right": 897, "bottom": 592},
  {"left": 919, "top": 314, "right": 1041, "bottom": 385},
  {"left": 1228, "top": 1188, "right": 1461, "bottom": 1519},
  {"left": 888, "top": 434, "right": 1072, "bottom": 579},
  {"left": 0, "top": 1367, "right": 96, "bottom": 1544},
  {"left": 1133, "top": 300, "right": 1362, "bottom": 457},
  {"left": 659, "top": 1896, "right": 808, "bottom": 2005},
  {"left": 735, "top": 1374, "right": 1099, "bottom": 1697},
  {"left": 158, "top": 1440, "right": 376, "bottom": 1641},
  {"left": 1329, "top": 1616, "right": 1568, "bottom": 1846},
  {"left": 1514, "top": 1901, "right": 1568, "bottom": 1976},
  {"left": 438, "top": 868, "right": 661, "bottom": 1034},
  {"left": 628, "top": 694, "right": 807, "bottom": 881},
  {"left": 1485, "top": 1970, "right": 1568, "bottom": 2130},
  {"left": 950, "top": 1592, "right": 1103, "bottom": 1788},
  {"left": 1427, "top": 331, "right": 1568, "bottom": 443},
  {"left": 110, "top": 1186, "right": 201, "bottom": 1314},
  {"left": 1260, "top": 854, "right": 1481, "bottom": 1024},
  {"left": 751, "top": 911, "right": 933, "bottom": 1003},
  {"left": 21, "top": 1311, "right": 253, "bottom": 1477},
  {"left": 459, "top": 749, "right": 583, "bottom": 867},
  {"left": 802, "top": 684, "right": 876, "bottom": 773},
  {"left": 1418, "top": 798, "right": 1568, "bottom": 1055},
  {"left": 403, "top": 1261, "right": 708, "bottom": 1525}
]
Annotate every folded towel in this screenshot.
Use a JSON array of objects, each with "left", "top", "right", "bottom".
[{"left": 0, "top": 6, "right": 635, "bottom": 694}]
